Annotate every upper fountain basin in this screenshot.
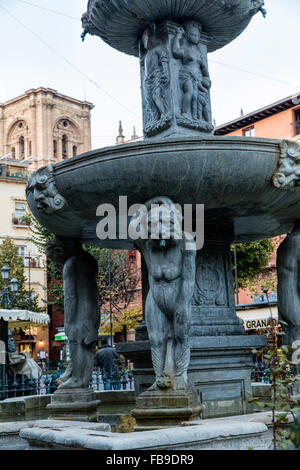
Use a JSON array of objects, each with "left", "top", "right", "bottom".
[
  {"left": 81, "top": 0, "right": 265, "bottom": 56},
  {"left": 26, "top": 136, "right": 300, "bottom": 249}
]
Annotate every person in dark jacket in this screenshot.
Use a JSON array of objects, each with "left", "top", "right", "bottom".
[{"left": 96, "top": 338, "right": 122, "bottom": 390}]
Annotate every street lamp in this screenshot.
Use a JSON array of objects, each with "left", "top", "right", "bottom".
[
  {"left": 1, "top": 265, "right": 9, "bottom": 281},
  {"left": 1, "top": 266, "right": 19, "bottom": 309},
  {"left": 0, "top": 266, "right": 19, "bottom": 399}
]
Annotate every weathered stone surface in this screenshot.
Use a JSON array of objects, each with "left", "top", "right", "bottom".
[
  {"left": 134, "top": 197, "right": 196, "bottom": 393},
  {"left": 81, "top": 0, "right": 265, "bottom": 57},
  {"left": 277, "top": 220, "right": 300, "bottom": 352},
  {"left": 95, "top": 390, "right": 136, "bottom": 404},
  {"left": 1, "top": 394, "right": 51, "bottom": 415},
  {"left": 47, "top": 388, "right": 100, "bottom": 422},
  {"left": 46, "top": 237, "right": 99, "bottom": 391},
  {"left": 26, "top": 137, "right": 300, "bottom": 249},
  {"left": 0, "top": 419, "right": 110, "bottom": 450},
  {"left": 132, "top": 389, "right": 201, "bottom": 431},
  {"left": 118, "top": 334, "right": 267, "bottom": 418},
  {"left": 19, "top": 419, "right": 269, "bottom": 450},
  {"left": 273, "top": 140, "right": 300, "bottom": 189},
  {"left": 139, "top": 20, "right": 213, "bottom": 139}
]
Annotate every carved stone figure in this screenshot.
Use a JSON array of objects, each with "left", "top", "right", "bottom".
[
  {"left": 273, "top": 140, "right": 300, "bottom": 189},
  {"left": 277, "top": 221, "right": 300, "bottom": 347},
  {"left": 140, "top": 27, "right": 171, "bottom": 137},
  {"left": 46, "top": 237, "right": 99, "bottom": 389},
  {"left": 172, "top": 21, "right": 212, "bottom": 130},
  {"left": 26, "top": 164, "right": 66, "bottom": 214},
  {"left": 134, "top": 197, "right": 196, "bottom": 391}
]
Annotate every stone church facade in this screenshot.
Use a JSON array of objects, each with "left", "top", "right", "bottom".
[
  {"left": 0, "top": 87, "right": 93, "bottom": 170},
  {"left": 0, "top": 88, "right": 93, "bottom": 360}
]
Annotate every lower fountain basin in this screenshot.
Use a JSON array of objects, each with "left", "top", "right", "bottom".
[{"left": 26, "top": 136, "right": 300, "bottom": 248}]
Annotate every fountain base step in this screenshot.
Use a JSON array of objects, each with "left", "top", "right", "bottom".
[
  {"left": 118, "top": 334, "right": 267, "bottom": 419},
  {"left": 131, "top": 389, "right": 201, "bottom": 431},
  {"left": 47, "top": 388, "right": 100, "bottom": 423}
]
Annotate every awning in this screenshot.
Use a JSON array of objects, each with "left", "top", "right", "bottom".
[
  {"left": 0, "top": 309, "right": 50, "bottom": 325},
  {"left": 236, "top": 306, "right": 278, "bottom": 330},
  {"left": 54, "top": 332, "right": 68, "bottom": 341}
]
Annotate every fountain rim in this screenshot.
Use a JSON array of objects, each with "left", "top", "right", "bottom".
[
  {"left": 82, "top": 0, "right": 265, "bottom": 56},
  {"left": 53, "top": 135, "right": 280, "bottom": 175}
]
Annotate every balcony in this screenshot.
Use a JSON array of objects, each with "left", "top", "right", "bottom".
[
  {"left": 0, "top": 163, "right": 28, "bottom": 181},
  {"left": 12, "top": 214, "right": 28, "bottom": 227}
]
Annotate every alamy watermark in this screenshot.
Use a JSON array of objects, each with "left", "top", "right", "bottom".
[{"left": 95, "top": 196, "right": 204, "bottom": 250}]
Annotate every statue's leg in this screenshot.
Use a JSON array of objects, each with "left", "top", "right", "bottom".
[
  {"left": 191, "top": 89, "right": 198, "bottom": 120},
  {"left": 145, "top": 291, "right": 171, "bottom": 390},
  {"left": 58, "top": 340, "right": 94, "bottom": 389},
  {"left": 57, "top": 362, "right": 72, "bottom": 384},
  {"left": 173, "top": 307, "right": 190, "bottom": 390},
  {"left": 182, "top": 80, "right": 193, "bottom": 118}
]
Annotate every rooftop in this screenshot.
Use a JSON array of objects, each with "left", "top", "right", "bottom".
[
  {"left": 215, "top": 92, "right": 300, "bottom": 135},
  {"left": 0, "top": 87, "right": 94, "bottom": 109}
]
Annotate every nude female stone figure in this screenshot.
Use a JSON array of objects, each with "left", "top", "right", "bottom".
[
  {"left": 142, "top": 27, "right": 170, "bottom": 124},
  {"left": 173, "top": 21, "right": 211, "bottom": 122},
  {"left": 46, "top": 236, "right": 100, "bottom": 389},
  {"left": 135, "top": 198, "right": 196, "bottom": 391}
]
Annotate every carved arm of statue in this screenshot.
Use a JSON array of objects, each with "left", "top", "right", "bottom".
[{"left": 172, "top": 27, "right": 185, "bottom": 60}]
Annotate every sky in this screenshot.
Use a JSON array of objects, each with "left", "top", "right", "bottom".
[{"left": 0, "top": 0, "right": 300, "bottom": 150}]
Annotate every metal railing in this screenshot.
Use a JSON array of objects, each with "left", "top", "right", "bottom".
[
  {"left": 90, "top": 367, "right": 134, "bottom": 391},
  {"left": 0, "top": 364, "right": 134, "bottom": 400},
  {"left": 0, "top": 371, "right": 57, "bottom": 401}
]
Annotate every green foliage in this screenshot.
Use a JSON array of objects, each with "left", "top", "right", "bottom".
[
  {"left": 25, "top": 213, "right": 64, "bottom": 312},
  {"left": 231, "top": 239, "right": 274, "bottom": 288},
  {"left": 248, "top": 316, "right": 299, "bottom": 450},
  {"left": 0, "top": 237, "right": 43, "bottom": 311}
]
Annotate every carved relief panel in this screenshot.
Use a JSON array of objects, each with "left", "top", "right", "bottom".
[{"left": 139, "top": 20, "right": 214, "bottom": 139}]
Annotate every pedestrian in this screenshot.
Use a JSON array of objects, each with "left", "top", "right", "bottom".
[{"left": 96, "top": 337, "right": 123, "bottom": 390}]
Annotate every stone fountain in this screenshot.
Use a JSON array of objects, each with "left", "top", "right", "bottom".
[{"left": 25, "top": 0, "right": 300, "bottom": 429}]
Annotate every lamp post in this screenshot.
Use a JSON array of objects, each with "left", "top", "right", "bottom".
[{"left": 0, "top": 265, "right": 19, "bottom": 398}]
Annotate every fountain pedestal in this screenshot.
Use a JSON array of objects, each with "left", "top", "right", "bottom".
[
  {"left": 47, "top": 388, "right": 100, "bottom": 423},
  {"left": 131, "top": 389, "right": 202, "bottom": 431}
]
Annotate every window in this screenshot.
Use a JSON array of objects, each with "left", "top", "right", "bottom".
[
  {"left": 13, "top": 202, "right": 27, "bottom": 225},
  {"left": 29, "top": 141, "right": 32, "bottom": 157},
  {"left": 243, "top": 126, "right": 255, "bottom": 137},
  {"left": 11, "top": 147, "right": 16, "bottom": 158},
  {"left": 294, "top": 108, "right": 300, "bottom": 136},
  {"left": 53, "top": 140, "right": 57, "bottom": 158},
  {"left": 18, "top": 246, "right": 26, "bottom": 265},
  {"left": 62, "top": 135, "right": 68, "bottom": 159},
  {"left": 19, "top": 136, "right": 25, "bottom": 158},
  {"left": 73, "top": 145, "right": 77, "bottom": 157}
]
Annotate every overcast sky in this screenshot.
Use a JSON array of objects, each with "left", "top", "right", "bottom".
[{"left": 0, "top": 0, "right": 299, "bottom": 150}]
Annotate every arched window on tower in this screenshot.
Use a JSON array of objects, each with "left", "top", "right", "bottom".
[
  {"left": 29, "top": 141, "right": 32, "bottom": 157},
  {"left": 73, "top": 145, "right": 77, "bottom": 157},
  {"left": 11, "top": 147, "right": 16, "bottom": 159},
  {"left": 53, "top": 140, "right": 57, "bottom": 158},
  {"left": 19, "top": 136, "right": 25, "bottom": 159},
  {"left": 62, "top": 135, "right": 68, "bottom": 159}
]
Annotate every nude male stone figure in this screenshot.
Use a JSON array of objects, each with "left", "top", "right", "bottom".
[
  {"left": 135, "top": 197, "right": 196, "bottom": 391},
  {"left": 46, "top": 237, "right": 99, "bottom": 389}
]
